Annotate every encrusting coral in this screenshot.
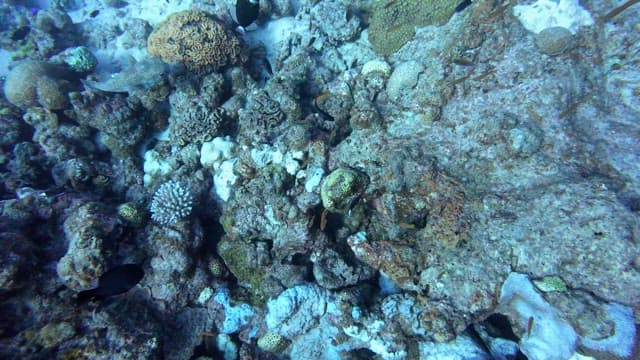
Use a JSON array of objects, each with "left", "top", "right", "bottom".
[
  {"left": 368, "top": 0, "right": 462, "bottom": 56},
  {"left": 147, "top": 9, "right": 245, "bottom": 73}
]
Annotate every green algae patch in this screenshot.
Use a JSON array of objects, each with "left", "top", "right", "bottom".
[
  {"left": 533, "top": 276, "right": 568, "bottom": 292},
  {"left": 320, "top": 168, "right": 369, "bottom": 213},
  {"left": 217, "top": 236, "right": 268, "bottom": 305},
  {"left": 368, "top": 0, "right": 462, "bottom": 56}
]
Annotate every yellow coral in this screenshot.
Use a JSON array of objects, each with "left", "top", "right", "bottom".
[
  {"left": 257, "top": 331, "right": 288, "bottom": 353},
  {"left": 147, "top": 10, "right": 245, "bottom": 73}
]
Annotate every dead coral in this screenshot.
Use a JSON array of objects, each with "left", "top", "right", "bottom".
[{"left": 147, "top": 10, "right": 245, "bottom": 73}]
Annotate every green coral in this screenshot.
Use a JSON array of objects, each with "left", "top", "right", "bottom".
[
  {"left": 64, "top": 46, "right": 98, "bottom": 73},
  {"left": 117, "top": 202, "right": 147, "bottom": 227},
  {"left": 368, "top": 0, "right": 462, "bottom": 56},
  {"left": 257, "top": 331, "right": 289, "bottom": 353},
  {"left": 10, "top": 39, "right": 37, "bottom": 61},
  {"left": 34, "top": 322, "right": 76, "bottom": 349},
  {"left": 220, "top": 212, "right": 235, "bottom": 235},
  {"left": 320, "top": 168, "right": 369, "bottom": 213},
  {"left": 533, "top": 276, "right": 568, "bottom": 292},
  {"left": 217, "top": 236, "right": 267, "bottom": 305}
]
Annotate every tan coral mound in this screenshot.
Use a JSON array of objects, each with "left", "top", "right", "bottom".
[
  {"left": 147, "top": 10, "right": 245, "bottom": 73},
  {"left": 3, "top": 61, "right": 70, "bottom": 110}
]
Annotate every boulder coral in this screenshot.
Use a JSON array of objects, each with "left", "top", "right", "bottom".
[
  {"left": 147, "top": 10, "right": 245, "bottom": 73},
  {"left": 3, "top": 60, "right": 71, "bottom": 110},
  {"left": 320, "top": 168, "right": 369, "bottom": 213}
]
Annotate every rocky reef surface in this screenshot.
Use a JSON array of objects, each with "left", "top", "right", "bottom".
[{"left": 0, "top": 0, "right": 639, "bottom": 359}]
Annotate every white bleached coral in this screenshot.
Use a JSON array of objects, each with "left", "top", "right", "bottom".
[
  {"left": 200, "top": 137, "right": 238, "bottom": 202},
  {"left": 513, "top": 0, "right": 594, "bottom": 34},
  {"left": 498, "top": 273, "right": 578, "bottom": 360},
  {"left": 150, "top": 180, "right": 193, "bottom": 225}
]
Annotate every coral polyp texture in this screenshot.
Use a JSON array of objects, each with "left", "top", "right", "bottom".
[
  {"left": 150, "top": 180, "right": 194, "bottom": 225},
  {"left": 147, "top": 9, "right": 244, "bottom": 73}
]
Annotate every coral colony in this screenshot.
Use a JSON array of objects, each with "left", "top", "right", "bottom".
[{"left": 0, "top": 0, "right": 639, "bottom": 359}]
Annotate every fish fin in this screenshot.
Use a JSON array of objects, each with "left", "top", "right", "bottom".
[
  {"left": 230, "top": 3, "right": 239, "bottom": 24},
  {"left": 80, "top": 79, "right": 97, "bottom": 90},
  {"left": 76, "top": 288, "right": 100, "bottom": 305},
  {"left": 124, "top": 55, "right": 137, "bottom": 67},
  {"left": 455, "top": 0, "right": 472, "bottom": 12},
  {"left": 244, "top": 22, "right": 259, "bottom": 31}
]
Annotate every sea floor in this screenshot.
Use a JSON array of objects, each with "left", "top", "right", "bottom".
[{"left": 0, "top": 0, "right": 638, "bottom": 359}]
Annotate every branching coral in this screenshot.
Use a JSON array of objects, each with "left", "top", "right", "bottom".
[{"left": 150, "top": 180, "right": 193, "bottom": 225}]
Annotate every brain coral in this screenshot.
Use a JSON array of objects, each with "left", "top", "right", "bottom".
[
  {"left": 368, "top": 0, "right": 461, "bottom": 56},
  {"left": 169, "top": 107, "right": 230, "bottom": 146},
  {"left": 147, "top": 10, "right": 245, "bottom": 73}
]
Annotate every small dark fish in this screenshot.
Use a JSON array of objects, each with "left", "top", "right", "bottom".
[
  {"left": 455, "top": 0, "right": 472, "bottom": 12},
  {"left": 76, "top": 264, "right": 144, "bottom": 304},
  {"left": 383, "top": 0, "right": 397, "bottom": 9},
  {"left": 10, "top": 26, "right": 30, "bottom": 41},
  {"left": 89, "top": 9, "right": 100, "bottom": 18},
  {"left": 235, "top": 0, "right": 260, "bottom": 27}
]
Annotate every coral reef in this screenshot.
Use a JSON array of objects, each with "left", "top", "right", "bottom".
[
  {"left": 0, "top": 232, "right": 35, "bottom": 295},
  {"left": 0, "top": 0, "right": 639, "bottom": 359},
  {"left": 170, "top": 107, "right": 230, "bottom": 147},
  {"left": 147, "top": 9, "right": 244, "bottom": 73},
  {"left": 311, "top": 1, "right": 361, "bottom": 43},
  {"left": 167, "top": 73, "right": 232, "bottom": 146},
  {"left": 22, "top": 107, "right": 94, "bottom": 162}
]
